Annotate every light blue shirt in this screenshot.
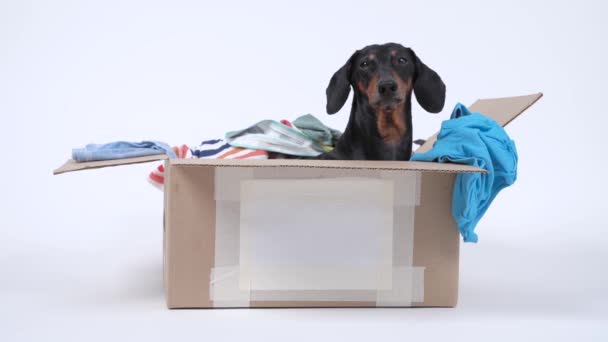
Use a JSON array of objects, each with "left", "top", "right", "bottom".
[
  {"left": 72, "top": 141, "right": 177, "bottom": 162},
  {"left": 411, "top": 103, "right": 518, "bottom": 243}
]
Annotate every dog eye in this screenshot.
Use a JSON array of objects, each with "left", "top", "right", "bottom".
[
  {"left": 360, "top": 61, "right": 369, "bottom": 68},
  {"left": 398, "top": 57, "right": 408, "bottom": 64}
]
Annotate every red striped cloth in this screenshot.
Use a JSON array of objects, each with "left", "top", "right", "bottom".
[
  {"left": 148, "top": 119, "right": 302, "bottom": 190},
  {"left": 147, "top": 142, "right": 268, "bottom": 190}
]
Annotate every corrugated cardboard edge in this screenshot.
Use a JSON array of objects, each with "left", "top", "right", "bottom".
[
  {"left": 53, "top": 155, "right": 168, "bottom": 175},
  {"left": 169, "top": 159, "right": 486, "bottom": 174},
  {"left": 53, "top": 155, "right": 485, "bottom": 175},
  {"left": 416, "top": 92, "right": 543, "bottom": 153}
]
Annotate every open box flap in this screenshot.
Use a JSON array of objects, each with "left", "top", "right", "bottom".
[
  {"left": 416, "top": 92, "right": 543, "bottom": 153},
  {"left": 54, "top": 155, "right": 485, "bottom": 175},
  {"left": 169, "top": 158, "right": 486, "bottom": 173},
  {"left": 53, "top": 155, "right": 168, "bottom": 175},
  {"left": 54, "top": 92, "right": 542, "bottom": 175}
]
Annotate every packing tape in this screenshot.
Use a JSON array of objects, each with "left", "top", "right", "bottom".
[
  {"left": 218, "top": 167, "right": 422, "bottom": 206},
  {"left": 393, "top": 205, "right": 416, "bottom": 267},
  {"left": 209, "top": 266, "right": 250, "bottom": 307},
  {"left": 250, "top": 289, "right": 378, "bottom": 302},
  {"left": 211, "top": 167, "right": 423, "bottom": 307},
  {"left": 209, "top": 266, "right": 425, "bottom": 305},
  {"left": 239, "top": 177, "right": 394, "bottom": 292},
  {"left": 214, "top": 201, "right": 240, "bottom": 267},
  {"left": 214, "top": 168, "right": 254, "bottom": 201},
  {"left": 376, "top": 266, "right": 425, "bottom": 306},
  {"left": 240, "top": 265, "right": 394, "bottom": 291},
  {"left": 379, "top": 170, "right": 422, "bottom": 206},
  {"left": 252, "top": 167, "right": 382, "bottom": 180}
]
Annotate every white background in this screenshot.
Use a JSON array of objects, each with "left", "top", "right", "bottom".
[{"left": 1, "top": 0, "right": 607, "bottom": 340}]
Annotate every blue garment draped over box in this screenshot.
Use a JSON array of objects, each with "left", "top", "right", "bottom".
[{"left": 411, "top": 103, "right": 518, "bottom": 243}]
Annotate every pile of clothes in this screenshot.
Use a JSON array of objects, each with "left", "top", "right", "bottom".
[
  {"left": 71, "top": 114, "right": 342, "bottom": 189},
  {"left": 70, "top": 105, "right": 518, "bottom": 243}
]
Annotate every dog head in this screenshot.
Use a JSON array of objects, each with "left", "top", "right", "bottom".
[{"left": 326, "top": 43, "right": 446, "bottom": 143}]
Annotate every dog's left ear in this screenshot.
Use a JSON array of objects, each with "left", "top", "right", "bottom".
[
  {"left": 413, "top": 52, "right": 446, "bottom": 113},
  {"left": 326, "top": 53, "right": 356, "bottom": 115}
]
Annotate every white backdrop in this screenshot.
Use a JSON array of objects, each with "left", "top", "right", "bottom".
[{"left": 1, "top": 0, "right": 607, "bottom": 340}]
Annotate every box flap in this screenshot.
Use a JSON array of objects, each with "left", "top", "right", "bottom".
[
  {"left": 56, "top": 91, "right": 541, "bottom": 175},
  {"left": 416, "top": 92, "right": 543, "bottom": 153},
  {"left": 169, "top": 158, "right": 486, "bottom": 173},
  {"left": 53, "top": 155, "right": 168, "bottom": 175}
]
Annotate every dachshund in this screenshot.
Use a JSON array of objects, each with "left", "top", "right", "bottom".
[{"left": 321, "top": 43, "right": 446, "bottom": 160}]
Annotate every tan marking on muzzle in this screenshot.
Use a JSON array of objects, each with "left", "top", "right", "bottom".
[
  {"left": 375, "top": 75, "right": 412, "bottom": 144},
  {"left": 376, "top": 102, "right": 406, "bottom": 144}
]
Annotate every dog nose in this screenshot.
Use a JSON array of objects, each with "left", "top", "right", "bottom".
[{"left": 378, "top": 80, "right": 398, "bottom": 95}]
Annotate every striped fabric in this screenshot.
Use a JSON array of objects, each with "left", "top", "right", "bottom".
[
  {"left": 191, "top": 139, "right": 268, "bottom": 160},
  {"left": 147, "top": 139, "right": 268, "bottom": 190}
]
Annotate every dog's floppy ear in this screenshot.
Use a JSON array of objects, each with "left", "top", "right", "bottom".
[
  {"left": 326, "top": 52, "right": 356, "bottom": 114},
  {"left": 412, "top": 51, "right": 446, "bottom": 113}
]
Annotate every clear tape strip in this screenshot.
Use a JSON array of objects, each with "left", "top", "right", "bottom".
[
  {"left": 214, "top": 201, "right": 240, "bottom": 267},
  {"left": 211, "top": 167, "right": 422, "bottom": 307},
  {"left": 241, "top": 265, "right": 394, "bottom": 291},
  {"left": 215, "top": 168, "right": 254, "bottom": 201},
  {"left": 209, "top": 266, "right": 425, "bottom": 305},
  {"left": 209, "top": 266, "right": 250, "bottom": 307},
  {"left": 376, "top": 266, "right": 425, "bottom": 306},
  {"left": 379, "top": 170, "right": 421, "bottom": 206},
  {"left": 239, "top": 178, "right": 394, "bottom": 292}
]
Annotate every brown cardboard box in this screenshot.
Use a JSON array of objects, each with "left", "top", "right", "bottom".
[{"left": 54, "top": 93, "right": 542, "bottom": 308}]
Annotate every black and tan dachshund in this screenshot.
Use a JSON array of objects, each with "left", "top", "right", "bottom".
[{"left": 321, "top": 43, "right": 446, "bottom": 161}]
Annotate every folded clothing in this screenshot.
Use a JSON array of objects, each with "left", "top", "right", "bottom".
[
  {"left": 72, "top": 140, "right": 177, "bottom": 162},
  {"left": 223, "top": 114, "right": 341, "bottom": 156},
  {"left": 410, "top": 103, "right": 518, "bottom": 243},
  {"left": 291, "top": 114, "right": 342, "bottom": 149},
  {"left": 225, "top": 119, "right": 326, "bottom": 157}
]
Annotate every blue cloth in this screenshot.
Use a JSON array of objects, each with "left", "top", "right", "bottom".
[
  {"left": 72, "top": 140, "right": 177, "bottom": 162},
  {"left": 410, "top": 103, "right": 518, "bottom": 243}
]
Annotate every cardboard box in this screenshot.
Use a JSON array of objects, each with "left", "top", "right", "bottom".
[{"left": 54, "top": 93, "right": 542, "bottom": 308}]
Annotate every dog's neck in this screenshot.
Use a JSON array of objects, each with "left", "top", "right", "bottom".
[{"left": 338, "top": 94, "right": 413, "bottom": 161}]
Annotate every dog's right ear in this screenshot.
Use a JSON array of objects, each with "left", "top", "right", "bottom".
[{"left": 326, "top": 53, "right": 356, "bottom": 114}]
